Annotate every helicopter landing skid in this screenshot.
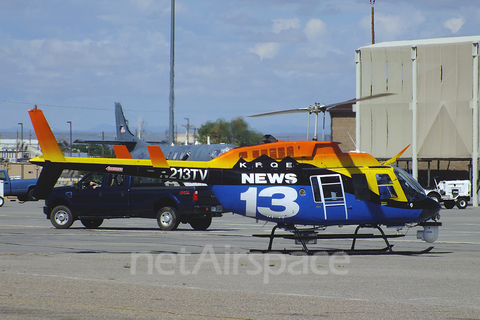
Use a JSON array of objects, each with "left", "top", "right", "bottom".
[{"left": 251, "top": 224, "right": 433, "bottom": 255}]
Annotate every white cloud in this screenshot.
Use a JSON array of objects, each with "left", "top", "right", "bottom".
[
  {"left": 360, "top": 11, "right": 426, "bottom": 40},
  {"left": 272, "top": 17, "right": 301, "bottom": 34},
  {"left": 443, "top": 17, "right": 465, "bottom": 33},
  {"left": 249, "top": 42, "right": 280, "bottom": 60},
  {"left": 303, "top": 19, "right": 326, "bottom": 40}
]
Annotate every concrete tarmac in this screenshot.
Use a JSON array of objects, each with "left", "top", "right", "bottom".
[{"left": 0, "top": 199, "right": 479, "bottom": 319}]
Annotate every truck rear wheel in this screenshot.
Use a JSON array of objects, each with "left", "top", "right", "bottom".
[
  {"left": 189, "top": 217, "right": 212, "bottom": 230},
  {"left": 0, "top": 197, "right": 4, "bottom": 207},
  {"left": 157, "top": 206, "right": 180, "bottom": 231},
  {"left": 456, "top": 198, "right": 468, "bottom": 209},
  {"left": 28, "top": 188, "right": 37, "bottom": 201},
  {"left": 81, "top": 219, "right": 104, "bottom": 229},
  {"left": 50, "top": 205, "right": 74, "bottom": 229}
]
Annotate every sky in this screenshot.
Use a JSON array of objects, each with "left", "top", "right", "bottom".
[{"left": 1, "top": 0, "right": 480, "bottom": 140}]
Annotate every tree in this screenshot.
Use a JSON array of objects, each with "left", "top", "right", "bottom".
[{"left": 197, "top": 117, "right": 263, "bottom": 147}]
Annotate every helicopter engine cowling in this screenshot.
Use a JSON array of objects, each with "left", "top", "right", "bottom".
[{"left": 417, "top": 225, "right": 439, "bottom": 243}]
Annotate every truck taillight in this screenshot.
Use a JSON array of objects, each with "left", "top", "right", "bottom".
[{"left": 193, "top": 190, "right": 199, "bottom": 202}]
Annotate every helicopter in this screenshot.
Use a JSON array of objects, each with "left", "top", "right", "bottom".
[{"left": 28, "top": 104, "right": 441, "bottom": 254}]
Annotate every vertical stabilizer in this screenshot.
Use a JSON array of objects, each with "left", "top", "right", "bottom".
[
  {"left": 115, "top": 102, "right": 147, "bottom": 152},
  {"left": 28, "top": 107, "right": 66, "bottom": 163}
]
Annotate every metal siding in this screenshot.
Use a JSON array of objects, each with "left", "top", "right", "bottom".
[
  {"left": 359, "top": 46, "right": 412, "bottom": 158},
  {"left": 358, "top": 38, "right": 477, "bottom": 160}
]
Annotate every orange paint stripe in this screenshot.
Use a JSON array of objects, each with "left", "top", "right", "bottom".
[
  {"left": 113, "top": 145, "right": 133, "bottom": 159},
  {"left": 147, "top": 146, "right": 169, "bottom": 168}
]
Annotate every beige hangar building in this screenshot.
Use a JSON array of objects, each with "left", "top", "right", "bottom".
[{"left": 330, "top": 35, "right": 480, "bottom": 206}]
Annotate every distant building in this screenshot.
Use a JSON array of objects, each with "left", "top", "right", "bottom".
[
  {"left": 329, "top": 102, "right": 356, "bottom": 153},
  {"left": 0, "top": 138, "right": 40, "bottom": 162}
]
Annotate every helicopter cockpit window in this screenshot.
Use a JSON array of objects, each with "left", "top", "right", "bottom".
[
  {"left": 393, "top": 167, "right": 427, "bottom": 202},
  {"left": 376, "top": 173, "right": 397, "bottom": 200}
]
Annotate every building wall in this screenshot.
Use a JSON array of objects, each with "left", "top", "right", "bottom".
[
  {"left": 357, "top": 36, "right": 480, "bottom": 159},
  {"left": 0, "top": 163, "right": 41, "bottom": 179},
  {"left": 331, "top": 116, "right": 356, "bottom": 152}
]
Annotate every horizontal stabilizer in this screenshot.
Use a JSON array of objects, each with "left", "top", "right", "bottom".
[
  {"left": 113, "top": 145, "right": 133, "bottom": 159},
  {"left": 28, "top": 107, "right": 66, "bottom": 163},
  {"left": 147, "top": 145, "right": 169, "bottom": 168}
]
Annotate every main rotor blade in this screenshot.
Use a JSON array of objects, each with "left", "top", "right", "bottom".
[
  {"left": 249, "top": 108, "right": 309, "bottom": 117},
  {"left": 249, "top": 93, "right": 394, "bottom": 117},
  {"left": 322, "top": 92, "right": 394, "bottom": 109}
]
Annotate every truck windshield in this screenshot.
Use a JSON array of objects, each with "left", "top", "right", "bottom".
[{"left": 393, "top": 167, "right": 427, "bottom": 202}]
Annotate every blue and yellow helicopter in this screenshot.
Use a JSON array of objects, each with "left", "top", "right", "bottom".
[{"left": 28, "top": 106, "right": 441, "bottom": 253}]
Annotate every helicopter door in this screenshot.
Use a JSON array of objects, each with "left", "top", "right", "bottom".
[{"left": 310, "top": 174, "right": 348, "bottom": 221}]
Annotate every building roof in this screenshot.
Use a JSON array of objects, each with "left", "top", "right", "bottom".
[
  {"left": 360, "top": 35, "right": 480, "bottom": 49},
  {"left": 328, "top": 102, "right": 355, "bottom": 117}
]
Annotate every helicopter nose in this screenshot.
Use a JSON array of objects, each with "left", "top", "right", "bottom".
[{"left": 417, "top": 197, "right": 441, "bottom": 221}]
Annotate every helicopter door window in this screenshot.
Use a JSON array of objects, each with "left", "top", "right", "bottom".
[
  {"left": 310, "top": 176, "right": 321, "bottom": 202},
  {"left": 320, "top": 175, "right": 345, "bottom": 203},
  {"left": 352, "top": 174, "right": 370, "bottom": 200},
  {"left": 310, "top": 174, "right": 348, "bottom": 220},
  {"left": 309, "top": 174, "right": 345, "bottom": 203},
  {"left": 376, "top": 173, "right": 397, "bottom": 200}
]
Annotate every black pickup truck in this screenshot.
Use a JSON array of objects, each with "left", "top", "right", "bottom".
[{"left": 44, "top": 173, "right": 225, "bottom": 230}]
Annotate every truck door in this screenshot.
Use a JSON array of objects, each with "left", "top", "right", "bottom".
[
  {"left": 102, "top": 174, "right": 129, "bottom": 216},
  {"left": 310, "top": 174, "right": 348, "bottom": 221},
  {"left": 74, "top": 173, "right": 105, "bottom": 216}
]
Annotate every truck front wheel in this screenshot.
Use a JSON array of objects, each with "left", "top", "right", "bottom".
[
  {"left": 189, "top": 217, "right": 212, "bottom": 230},
  {"left": 157, "top": 206, "right": 180, "bottom": 231},
  {"left": 0, "top": 197, "right": 4, "bottom": 207},
  {"left": 50, "top": 205, "right": 74, "bottom": 229}
]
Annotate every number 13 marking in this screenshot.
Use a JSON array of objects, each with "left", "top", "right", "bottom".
[{"left": 240, "top": 187, "right": 300, "bottom": 218}]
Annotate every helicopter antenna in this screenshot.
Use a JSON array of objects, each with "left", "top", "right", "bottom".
[{"left": 347, "top": 131, "right": 358, "bottom": 151}]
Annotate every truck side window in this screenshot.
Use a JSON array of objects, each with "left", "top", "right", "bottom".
[
  {"left": 376, "top": 173, "right": 397, "bottom": 200},
  {"left": 108, "top": 175, "right": 124, "bottom": 187},
  {"left": 131, "top": 176, "right": 164, "bottom": 187},
  {"left": 0, "top": 171, "right": 6, "bottom": 180},
  {"left": 80, "top": 173, "right": 103, "bottom": 189}
]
